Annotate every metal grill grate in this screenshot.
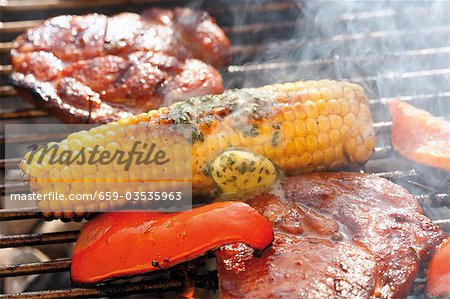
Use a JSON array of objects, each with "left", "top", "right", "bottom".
[{"left": 1, "top": 0, "right": 450, "bottom": 298}]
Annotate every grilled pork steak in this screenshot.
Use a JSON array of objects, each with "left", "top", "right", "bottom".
[
  {"left": 216, "top": 172, "right": 445, "bottom": 298},
  {"left": 10, "top": 8, "right": 230, "bottom": 124}
]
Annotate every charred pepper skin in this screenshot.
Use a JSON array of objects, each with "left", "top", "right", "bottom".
[{"left": 71, "top": 201, "right": 274, "bottom": 285}]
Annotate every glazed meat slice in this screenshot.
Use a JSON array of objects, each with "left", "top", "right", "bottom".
[
  {"left": 216, "top": 173, "right": 445, "bottom": 298},
  {"left": 10, "top": 8, "right": 230, "bottom": 124},
  {"left": 217, "top": 236, "right": 378, "bottom": 298}
]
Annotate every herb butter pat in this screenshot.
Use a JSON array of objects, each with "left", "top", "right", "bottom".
[{"left": 211, "top": 150, "right": 277, "bottom": 195}]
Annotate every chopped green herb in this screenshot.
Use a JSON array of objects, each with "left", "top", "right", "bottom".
[
  {"left": 242, "top": 124, "right": 259, "bottom": 137},
  {"left": 271, "top": 131, "right": 280, "bottom": 147},
  {"left": 238, "top": 162, "right": 248, "bottom": 174},
  {"left": 227, "top": 176, "right": 237, "bottom": 182},
  {"left": 202, "top": 164, "right": 212, "bottom": 177},
  {"left": 192, "top": 130, "right": 204, "bottom": 143},
  {"left": 227, "top": 156, "right": 236, "bottom": 166}
]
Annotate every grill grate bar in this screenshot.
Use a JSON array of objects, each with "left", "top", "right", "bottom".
[
  {"left": 350, "top": 67, "right": 450, "bottom": 85},
  {"left": 0, "top": 270, "right": 218, "bottom": 298},
  {"left": 0, "top": 0, "right": 179, "bottom": 11},
  {"left": 1, "top": 183, "right": 28, "bottom": 195},
  {"left": 223, "top": 20, "right": 296, "bottom": 34},
  {"left": 208, "top": 1, "right": 298, "bottom": 14},
  {"left": 1, "top": 109, "right": 49, "bottom": 120},
  {"left": 0, "top": 207, "right": 40, "bottom": 221},
  {"left": 422, "top": 193, "right": 450, "bottom": 210},
  {"left": 339, "top": 8, "right": 396, "bottom": 21},
  {"left": 1, "top": 132, "right": 71, "bottom": 145},
  {"left": 231, "top": 24, "right": 450, "bottom": 56},
  {"left": 0, "top": 259, "right": 71, "bottom": 278},
  {"left": 373, "top": 169, "right": 419, "bottom": 179},
  {"left": 0, "top": 158, "right": 21, "bottom": 170},
  {"left": 0, "top": 280, "right": 182, "bottom": 299},
  {"left": 372, "top": 146, "right": 391, "bottom": 160},
  {"left": 0, "top": 42, "right": 12, "bottom": 52},
  {"left": 433, "top": 219, "right": 450, "bottom": 232},
  {"left": 0, "top": 86, "right": 17, "bottom": 97},
  {"left": 0, "top": 20, "right": 43, "bottom": 34},
  {"left": 228, "top": 46, "right": 450, "bottom": 74},
  {"left": 373, "top": 121, "right": 391, "bottom": 133},
  {"left": 1, "top": 65, "right": 12, "bottom": 75},
  {"left": 0, "top": 231, "right": 79, "bottom": 248},
  {"left": 369, "top": 91, "right": 450, "bottom": 105}
]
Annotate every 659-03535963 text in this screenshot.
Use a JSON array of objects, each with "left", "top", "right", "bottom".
[{"left": 10, "top": 191, "right": 183, "bottom": 202}]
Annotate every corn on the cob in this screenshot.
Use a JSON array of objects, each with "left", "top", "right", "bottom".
[{"left": 20, "top": 80, "right": 376, "bottom": 220}]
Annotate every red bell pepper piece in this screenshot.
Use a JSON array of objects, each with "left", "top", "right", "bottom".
[
  {"left": 71, "top": 201, "right": 273, "bottom": 284},
  {"left": 427, "top": 237, "right": 450, "bottom": 296}
]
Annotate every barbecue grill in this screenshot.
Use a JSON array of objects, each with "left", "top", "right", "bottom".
[{"left": 1, "top": 0, "right": 449, "bottom": 298}]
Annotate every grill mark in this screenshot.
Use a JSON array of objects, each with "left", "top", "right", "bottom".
[{"left": 114, "top": 60, "right": 133, "bottom": 87}]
